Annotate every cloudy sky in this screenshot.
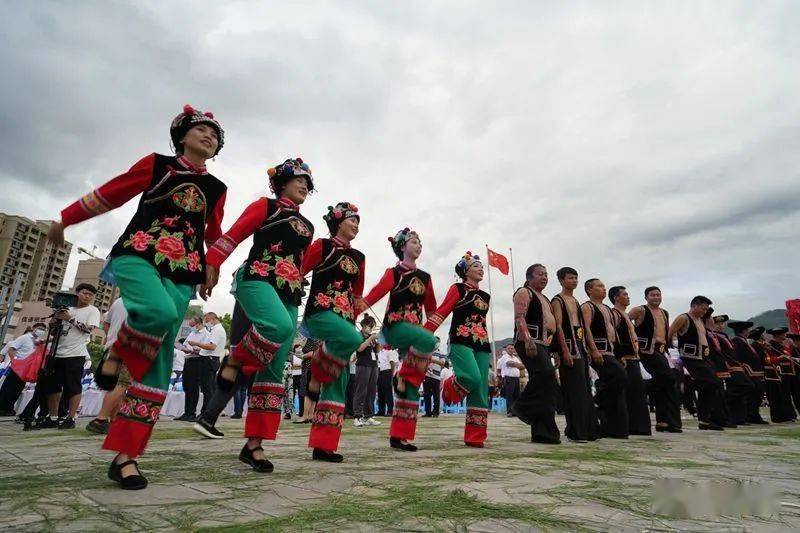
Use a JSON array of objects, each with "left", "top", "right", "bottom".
[{"left": 2, "top": 1, "right": 799, "bottom": 340}]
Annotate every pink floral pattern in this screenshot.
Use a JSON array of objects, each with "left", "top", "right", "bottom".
[
  {"left": 122, "top": 215, "right": 201, "bottom": 272},
  {"left": 249, "top": 246, "right": 303, "bottom": 292},
  {"left": 456, "top": 313, "right": 489, "bottom": 345},
  {"left": 386, "top": 303, "right": 423, "bottom": 325},
  {"left": 314, "top": 283, "right": 354, "bottom": 320}
]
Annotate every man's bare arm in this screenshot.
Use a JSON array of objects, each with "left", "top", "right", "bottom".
[
  {"left": 551, "top": 299, "right": 572, "bottom": 367},
  {"left": 628, "top": 306, "right": 644, "bottom": 326},
  {"left": 667, "top": 314, "right": 688, "bottom": 347}
]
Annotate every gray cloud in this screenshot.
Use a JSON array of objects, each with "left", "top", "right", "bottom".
[{"left": 2, "top": 1, "right": 800, "bottom": 340}]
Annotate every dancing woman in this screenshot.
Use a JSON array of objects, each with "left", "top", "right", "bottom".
[
  {"left": 424, "top": 252, "right": 491, "bottom": 448},
  {"left": 203, "top": 158, "right": 315, "bottom": 472},
  {"left": 303, "top": 203, "right": 366, "bottom": 462},
  {"left": 49, "top": 105, "right": 227, "bottom": 489},
  {"left": 361, "top": 228, "right": 438, "bottom": 451}
]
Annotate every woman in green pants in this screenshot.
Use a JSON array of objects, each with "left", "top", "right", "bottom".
[
  {"left": 204, "top": 158, "right": 314, "bottom": 473},
  {"left": 361, "top": 228, "right": 439, "bottom": 451},
  {"left": 424, "top": 252, "right": 492, "bottom": 447},
  {"left": 49, "top": 104, "right": 227, "bottom": 489},
  {"left": 301, "top": 202, "right": 366, "bottom": 463}
]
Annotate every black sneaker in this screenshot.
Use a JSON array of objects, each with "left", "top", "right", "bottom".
[
  {"left": 230, "top": 413, "right": 242, "bottom": 419},
  {"left": 174, "top": 414, "right": 196, "bottom": 422},
  {"left": 58, "top": 417, "right": 76, "bottom": 430},
  {"left": 38, "top": 417, "right": 59, "bottom": 429},
  {"left": 193, "top": 418, "right": 224, "bottom": 439},
  {"left": 86, "top": 418, "right": 110, "bottom": 435}
]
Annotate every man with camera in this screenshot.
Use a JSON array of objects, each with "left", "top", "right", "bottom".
[{"left": 43, "top": 284, "right": 101, "bottom": 429}]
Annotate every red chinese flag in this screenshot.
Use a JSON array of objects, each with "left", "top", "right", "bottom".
[{"left": 487, "top": 248, "right": 509, "bottom": 275}]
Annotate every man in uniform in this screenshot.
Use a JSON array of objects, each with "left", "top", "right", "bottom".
[
  {"left": 629, "top": 287, "right": 681, "bottom": 433},
  {"left": 768, "top": 328, "right": 800, "bottom": 415},
  {"left": 728, "top": 320, "right": 769, "bottom": 424},
  {"left": 609, "top": 286, "right": 651, "bottom": 435},
  {"left": 581, "top": 279, "right": 628, "bottom": 439},
  {"left": 511, "top": 264, "right": 560, "bottom": 444},
  {"left": 551, "top": 267, "right": 597, "bottom": 442}
]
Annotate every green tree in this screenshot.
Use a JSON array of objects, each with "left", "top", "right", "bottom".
[
  {"left": 185, "top": 304, "right": 204, "bottom": 320},
  {"left": 87, "top": 341, "right": 105, "bottom": 369},
  {"left": 220, "top": 313, "right": 232, "bottom": 347}
]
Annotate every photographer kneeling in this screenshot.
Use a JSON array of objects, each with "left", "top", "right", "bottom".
[{"left": 42, "top": 284, "right": 101, "bottom": 429}]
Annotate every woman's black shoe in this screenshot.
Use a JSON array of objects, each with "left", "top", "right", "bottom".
[
  {"left": 108, "top": 459, "right": 148, "bottom": 490},
  {"left": 390, "top": 438, "right": 418, "bottom": 451},
  {"left": 698, "top": 422, "right": 724, "bottom": 431},
  {"left": 312, "top": 448, "right": 343, "bottom": 463},
  {"left": 239, "top": 444, "right": 274, "bottom": 473},
  {"left": 655, "top": 425, "right": 683, "bottom": 433}
]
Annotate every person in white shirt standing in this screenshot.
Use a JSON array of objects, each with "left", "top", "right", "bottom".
[
  {"left": 376, "top": 345, "right": 399, "bottom": 416},
  {"left": 44, "top": 284, "right": 102, "bottom": 429},
  {"left": 498, "top": 344, "right": 525, "bottom": 418},
  {"left": 86, "top": 298, "right": 130, "bottom": 434},
  {"left": 0, "top": 323, "right": 47, "bottom": 415},
  {"left": 177, "top": 316, "right": 211, "bottom": 422},
  {"left": 190, "top": 312, "right": 226, "bottom": 419}
]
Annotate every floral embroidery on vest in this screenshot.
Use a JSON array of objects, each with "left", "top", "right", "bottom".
[
  {"left": 456, "top": 313, "right": 489, "bottom": 344},
  {"left": 314, "top": 280, "right": 354, "bottom": 320},
  {"left": 122, "top": 216, "right": 201, "bottom": 272},
  {"left": 387, "top": 303, "right": 423, "bottom": 325},
  {"left": 172, "top": 185, "right": 206, "bottom": 213},
  {"left": 248, "top": 241, "right": 303, "bottom": 291}
]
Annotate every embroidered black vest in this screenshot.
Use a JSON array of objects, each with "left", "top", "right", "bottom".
[
  {"left": 676, "top": 314, "right": 708, "bottom": 359},
  {"left": 733, "top": 336, "right": 763, "bottom": 370},
  {"left": 612, "top": 308, "right": 636, "bottom": 357},
  {"left": 513, "top": 286, "right": 551, "bottom": 345},
  {"left": 384, "top": 267, "right": 431, "bottom": 326},
  {"left": 306, "top": 240, "right": 364, "bottom": 323},
  {"left": 587, "top": 302, "right": 614, "bottom": 354},
  {"left": 552, "top": 294, "right": 585, "bottom": 358},
  {"left": 448, "top": 284, "right": 491, "bottom": 351},
  {"left": 242, "top": 199, "right": 314, "bottom": 306},
  {"left": 110, "top": 154, "right": 227, "bottom": 286},
  {"left": 634, "top": 306, "right": 670, "bottom": 354}
]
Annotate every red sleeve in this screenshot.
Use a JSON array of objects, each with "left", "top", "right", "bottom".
[
  {"left": 423, "top": 278, "right": 437, "bottom": 317},
  {"left": 205, "top": 198, "right": 268, "bottom": 269},
  {"left": 300, "top": 239, "right": 324, "bottom": 276},
  {"left": 204, "top": 190, "right": 227, "bottom": 247},
  {"left": 363, "top": 268, "right": 394, "bottom": 307},
  {"left": 353, "top": 258, "right": 365, "bottom": 298},
  {"left": 61, "top": 153, "right": 156, "bottom": 227},
  {"left": 424, "top": 284, "right": 459, "bottom": 332}
]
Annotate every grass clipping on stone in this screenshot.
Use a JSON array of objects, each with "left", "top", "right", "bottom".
[{"left": 202, "top": 482, "right": 588, "bottom": 532}]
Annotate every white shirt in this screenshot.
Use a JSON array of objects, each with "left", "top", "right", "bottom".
[
  {"left": 498, "top": 352, "right": 521, "bottom": 378},
  {"left": 103, "top": 298, "right": 128, "bottom": 349},
  {"left": 425, "top": 353, "right": 445, "bottom": 380},
  {"left": 1, "top": 332, "right": 37, "bottom": 361},
  {"left": 377, "top": 348, "right": 400, "bottom": 372},
  {"left": 183, "top": 329, "right": 209, "bottom": 357},
  {"left": 200, "top": 323, "right": 227, "bottom": 359},
  {"left": 440, "top": 366, "right": 454, "bottom": 382},
  {"left": 56, "top": 305, "right": 101, "bottom": 358},
  {"left": 172, "top": 349, "right": 185, "bottom": 372},
  {"left": 291, "top": 355, "right": 303, "bottom": 376}
]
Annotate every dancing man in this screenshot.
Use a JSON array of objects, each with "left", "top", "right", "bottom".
[
  {"left": 581, "top": 279, "right": 628, "bottom": 438},
  {"left": 49, "top": 104, "right": 227, "bottom": 489},
  {"left": 200, "top": 158, "right": 315, "bottom": 472},
  {"left": 510, "top": 264, "right": 560, "bottom": 444},
  {"left": 424, "top": 252, "right": 492, "bottom": 448},
  {"left": 609, "top": 286, "right": 651, "bottom": 436},
  {"left": 360, "top": 228, "right": 438, "bottom": 451},
  {"left": 551, "top": 267, "right": 598, "bottom": 442},
  {"left": 303, "top": 203, "right": 366, "bottom": 462},
  {"left": 629, "top": 287, "right": 682, "bottom": 433},
  {"left": 728, "top": 320, "right": 769, "bottom": 425}
]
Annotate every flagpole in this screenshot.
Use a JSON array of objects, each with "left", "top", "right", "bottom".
[
  {"left": 485, "top": 244, "right": 497, "bottom": 372},
  {"left": 509, "top": 247, "right": 516, "bottom": 290}
]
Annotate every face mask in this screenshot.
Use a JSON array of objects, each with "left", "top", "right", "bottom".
[
  {"left": 204, "top": 322, "right": 212, "bottom": 330},
  {"left": 33, "top": 329, "right": 46, "bottom": 339}
]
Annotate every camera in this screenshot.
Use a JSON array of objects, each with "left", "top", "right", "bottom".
[{"left": 51, "top": 291, "right": 78, "bottom": 311}]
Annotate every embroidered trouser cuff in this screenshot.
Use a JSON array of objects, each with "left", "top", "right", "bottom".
[
  {"left": 102, "top": 384, "right": 166, "bottom": 457},
  {"left": 464, "top": 407, "right": 489, "bottom": 445},
  {"left": 383, "top": 322, "right": 438, "bottom": 388},
  {"left": 245, "top": 382, "right": 284, "bottom": 439},
  {"left": 231, "top": 326, "right": 283, "bottom": 375}
]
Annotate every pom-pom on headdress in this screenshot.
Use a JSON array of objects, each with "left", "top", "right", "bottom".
[
  {"left": 267, "top": 157, "right": 314, "bottom": 196},
  {"left": 455, "top": 251, "right": 482, "bottom": 280},
  {"left": 170, "top": 104, "right": 225, "bottom": 156},
  {"left": 323, "top": 202, "right": 359, "bottom": 233},
  {"left": 388, "top": 227, "right": 420, "bottom": 260}
]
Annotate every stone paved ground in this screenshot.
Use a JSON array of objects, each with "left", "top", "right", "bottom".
[{"left": 1, "top": 412, "right": 799, "bottom": 532}]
